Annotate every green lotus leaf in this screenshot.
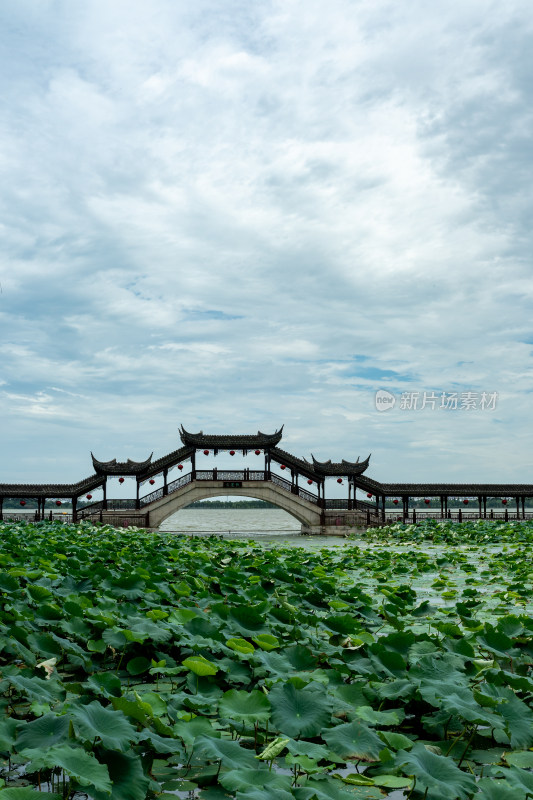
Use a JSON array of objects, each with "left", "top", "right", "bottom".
[
  {"left": 182, "top": 655, "right": 218, "bottom": 676},
  {"left": 229, "top": 605, "right": 267, "bottom": 633},
  {"left": 25, "top": 744, "right": 112, "bottom": 793},
  {"left": 0, "top": 718, "right": 20, "bottom": 752},
  {"left": 26, "top": 584, "right": 52, "bottom": 601},
  {"left": 0, "top": 572, "right": 19, "bottom": 592},
  {"left": 372, "top": 774, "right": 413, "bottom": 788},
  {"left": 501, "top": 764, "right": 533, "bottom": 793},
  {"left": 126, "top": 656, "right": 151, "bottom": 675},
  {"left": 86, "top": 672, "right": 122, "bottom": 698},
  {"left": 219, "top": 689, "right": 271, "bottom": 724},
  {"left": 354, "top": 705, "right": 402, "bottom": 726},
  {"left": 171, "top": 581, "right": 191, "bottom": 596},
  {"left": 6, "top": 674, "right": 65, "bottom": 704},
  {"left": 15, "top": 713, "right": 69, "bottom": 751},
  {"left": 395, "top": 742, "right": 476, "bottom": 799},
  {"left": 173, "top": 717, "right": 219, "bottom": 747},
  {"left": 110, "top": 696, "right": 151, "bottom": 725},
  {"left": 193, "top": 734, "right": 258, "bottom": 769},
  {"left": 219, "top": 767, "right": 292, "bottom": 792},
  {"left": 270, "top": 682, "right": 330, "bottom": 738},
  {"left": 477, "top": 777, "right": 525, "bottom": 800},
  {"left": 252, "top": 634, "right": 280, "bottom": 650},
  {"left": 323, "top": 720, "right": 384, "bottom": 762},
  {"left": 90, "top": 750, "right": 149, "bottom": 800},
  {"left": 256, "top": 736, "right": 290, "bottom": 760},
  {"left": 504, "top": 750, "right": 533, "bottom": 768},
  {"left": 70, "top": 700, "right": 137, "bottom": 751},
  {"left": 325, "top": 614, "right": 362, "bottom": 634},
  {"left": 226, "top": 638, "right": 255, "bottom": 655}
]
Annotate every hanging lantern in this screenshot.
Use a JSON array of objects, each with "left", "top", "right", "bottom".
[
  {"left": 203, "top": 450, "right": 209, "bottom": 456},
  {"left": 255, "top": 450, "right": 261, "bottom": 455},
  {"left": 463, "top": 499, "right": 469, "bottom": 505},
  {"left": 280, "top": 465, "right": 286, "bottom": 470},
  {"left": 56, "top": 500, "right": 62, "bottom": 507},
  {"left": 20, "top": 500, "right": 26, "bottom": 507},
  {"left": 119, "top": 477, "right": 125, "bottom": 484},
  {"left": 502, "top": 499, "right": 508, "bottom": 505},
  {"left": 178, "top": 464, "right": 183, "bottom": 470},
  {"left": 86, "top": 494, "right": 92, "bottom": 500},
  {"left": 424, "top": 499, "right": 430, "bottom": 505},
  {"left": 307, "top": 479, "right": 313, "bottom": 485},
  {"left": 367, "top": 493, "right": 372, "bottom": 498},
  {"left": 337, "top": 478, "right": 343, "bottom": 484},
  {"left": 229, "top": 450, "right": 235, "bottom": 456},
  {"left": 393, "top": 499, "right": 399, "bottom": 505},
  {"left": 149, "top": 479, "right": 155, "bottom": 485}
]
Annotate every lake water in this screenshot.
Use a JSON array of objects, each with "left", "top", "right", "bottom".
[{"left": 158, "top": 507, "right": 359, "bottom": 549}]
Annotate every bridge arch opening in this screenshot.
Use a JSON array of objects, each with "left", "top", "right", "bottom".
[{"left": 155, "top": 490, "right": 310, "bottom": 533}]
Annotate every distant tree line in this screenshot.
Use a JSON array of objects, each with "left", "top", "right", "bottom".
[{"left": 185, "top": 500, "right": 277, "bottom": 509}]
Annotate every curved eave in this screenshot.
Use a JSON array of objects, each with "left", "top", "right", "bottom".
[
  {"left": 179, "top": 424, "right": 284, "bottom": 449},
  {"left": 311, "top": 453, "right": 371, "bottom": 476},
  {"left": 91, "top": 452, "right": 153, "bottom": 475}
]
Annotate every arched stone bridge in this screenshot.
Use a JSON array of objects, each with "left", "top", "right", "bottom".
[{"left": 2, "top": 425, "right": 532, "bottom": 533}]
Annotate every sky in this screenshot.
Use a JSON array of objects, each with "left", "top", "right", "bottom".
[{"left": 1, "top": 0, "right": 533, "bottom": 489}]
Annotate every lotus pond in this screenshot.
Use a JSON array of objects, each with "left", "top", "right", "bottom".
[{"left": 0, "top": 519, "right": 532, "bottom": 800}]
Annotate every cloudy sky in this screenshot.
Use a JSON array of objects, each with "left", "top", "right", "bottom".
[{"left": 1, "top": 0, "right": 533, "bottom": 488}]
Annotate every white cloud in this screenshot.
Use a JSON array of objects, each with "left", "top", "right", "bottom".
[{"left": 1, "top": 0, "right": 532, "bottom": 485}]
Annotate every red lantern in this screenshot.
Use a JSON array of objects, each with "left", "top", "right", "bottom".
[
  {"left": 425, "top": 499, "right": 430, "bottom": 505},
  {"left": 393, "top": 499, "right": 398, "bottom": 505},
  {"left": 255, "top": 450, "right": 261, "bottom": 455},
  {"left": 337, "top": 478, "right": 343, "bottom": 484},
  {"left": 56, "top": 500, "right": 61, "bottom": 507},
  {"left": 86, "top": 494, "right": 92, "bottom": 500},
  {"left": 149, "top": 479, "right": 155, "bottom": 485},
  {"left": 502, "top": 499, "right": 508, "bottom": 505},
  {"left": 230, "top": 450, "right": 235, "bottom": 456},
  {"left": 203, "top": 450, "right": 209, "bottom": 456},
  {"left": 178, "top": 464, "right": 183, "bottom": 470},
  {"left": 119, "top": 477, "right": 125, "bottom": 484},
  {"left": 463, "top": 499, "right": 469, "bottom": 505},
  {"left": 367, "top": 493, "right": 372, "bottom": 498},
  {"left": 280, "top": 465, "right": 286, "bottom": 470},
  {"left": 307, "top": 479, "right": 313, "bottom": 485},
  {"left": 20, "top": 500, "right": 26, "bottom": 507}
]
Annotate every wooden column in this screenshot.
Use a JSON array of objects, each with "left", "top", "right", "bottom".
[
  {"left": 444, "top": 496, "right": 448, "bottom": 518},
  {"left": 522, "top": 496, "right": 526, "bottom": 519},
  {"left": 381, "top": 495, "right": 386, "bottom": 523},
  {"left": 0, "top": 497, "right": 3, "bottom": 521},
  {"left": 516, "top": 496, "right": 520, "bottom": 519},
  {"left": 163, "top": 469, "right": 168, "bottom": 496},
  {"left": 478, "top": 496, "right": 482, "bottom": 519},
  {"left": 191, "top": 451, "right": 196, "bottom": 479},
  {"left": 483, "top": 496, "right": 487, "bottom": 518},
  {"left": 402, "top": 496, "right": 408, "bottom": 523},
  {"left": 136, "top": 481, "right": 140, "bottom": 510},
  {"left": 72, "top": 497, "right": 77, "bottom": 523},
  {"left": 103, "top": 478, "right": 107, "bottom": 510}
]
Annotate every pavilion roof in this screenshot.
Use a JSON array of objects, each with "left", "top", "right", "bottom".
[
  {"left": 91, "top": 453, "right": 153, "bottom": 476},
  {"left": 311, "top": 454, "right": 371, "bottom": 476},
  {"left": 179, "top": 425, "right": 284, "bottom": 451},
  {"left": 0, "top": 474, "right": 104, "bottom": 499},
  {"left": 355, "top": 475, "right": 533, "bottom": 497}
]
